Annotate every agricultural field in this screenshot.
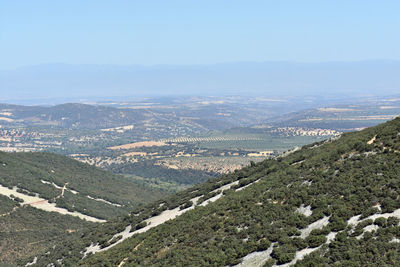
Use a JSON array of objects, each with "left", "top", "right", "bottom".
[
  {"left": 89, "top": 131, "right": 335, "bottom": 191},
  {"left": 154, "top": 156, "right": 265, "bottom": 174},
  {"left": 181, "top": 134, "right": 329, "bottom": 151},
  {"left": 0, "top": 95, "right": 399, "bottom": 191}
]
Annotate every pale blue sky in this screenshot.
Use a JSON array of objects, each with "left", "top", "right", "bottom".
[{"left": 1, "top": 0, "right": 399, "bottom": 70}]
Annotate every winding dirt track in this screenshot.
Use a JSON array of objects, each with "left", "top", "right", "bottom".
[{"left": 0, "top": 184, "right": 105, "bottom": 222}]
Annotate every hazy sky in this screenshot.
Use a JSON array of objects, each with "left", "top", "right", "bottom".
[{"left": 1, "top": 1, "right": 400, "bottom": 70}]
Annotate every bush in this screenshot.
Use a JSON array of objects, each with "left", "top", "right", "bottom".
[
  {"left": 387, "top": 216, "right": 400, "bottom": 227},
  {"left": 133, "top": 221, "right": 147, "bottom": 231},
  {"left": 306, "top": 235, "right": 327, "bottom": 248},
  {"left": 374, "top": 217, "right": 387, "bottom": 227},
  {"left": 257, "top": 239, "right": 271, "bottom": 251},
  {"left": 179, "top": 200, "right": 193, "bottom": 210},
  {"left": 271, "top": 245, "right": 296, "bottom": 264}
]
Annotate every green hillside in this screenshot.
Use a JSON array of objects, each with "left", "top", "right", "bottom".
[
  {"left": 24, "top": 118, "right": 400, "bottom": 266},
  {"left": 0, "top": 152, "right": 167, "bottom": 219},
  {"left": 0, "top": 152, "right": 167, "bottom": 264},
  {"left": 0, "top": 198, "right": 93, "bottom": 264}
]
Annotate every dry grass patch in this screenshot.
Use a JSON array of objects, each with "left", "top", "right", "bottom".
[{"left": 108, "top": 141, "right": 167, "bottom": 150}]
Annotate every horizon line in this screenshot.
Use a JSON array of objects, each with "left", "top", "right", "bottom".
[{"left": 2, "top": 59, "right": 400, "bottom": 71}]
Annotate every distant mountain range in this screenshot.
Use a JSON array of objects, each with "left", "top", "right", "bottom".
[{"left": 1, "top": 61, "right": 399, "bottom": 102}]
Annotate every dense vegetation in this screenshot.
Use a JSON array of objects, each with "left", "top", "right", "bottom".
[
  {"left": 0, "top": 203, "right": 93, "bottom": 264},
  {"left": 24, "top": 117, "right": 400, "bottom": 266},
  {"left": 109, "top": 160, "right": 217, "bottom": 186},
  {"left": 0, "top": 152, "right": 167, "bottom": 219},
  {"left": 0, "top": 151, "right": 168, "bottom": 264}
]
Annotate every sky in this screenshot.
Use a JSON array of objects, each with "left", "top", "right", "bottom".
[{"left": 1, "top": 0, "right": 400, "bottom": 70}]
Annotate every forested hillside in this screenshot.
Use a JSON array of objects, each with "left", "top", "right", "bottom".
[
  {"left": 25, "top": 117, "right": 400, "bottom": 266},
  {"left": 0, "top": 152, "right": 166, "bottom": 219},
  {"left": 0, "top": 152, "right": 166, "bottom": 264}
]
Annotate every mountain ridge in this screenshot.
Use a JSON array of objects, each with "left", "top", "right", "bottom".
[
  {"left": 2, "top": 61, "right": 400, "bottom": 100},
  {"left": 24, "top": 117, "right": 400, "bottom": 266}
]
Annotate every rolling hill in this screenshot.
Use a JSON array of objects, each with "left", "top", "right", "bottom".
[
  {"left": 1, "top": 97, "right": 399, "bottom": 194},
  {"left": 0, "top": 103, "right": 154, "bottom": 129},
  {"left": 24, "top": 117, "right": 400, "bottom": 266},
  {"left": 262, "top": 99, "right": 400, "bottom": 132},
  {"left": 0, "top": 152, "right": 166, "bottom": 264},
  {"left": 0, "top": 100, "right": 265, "bottom": 131}
]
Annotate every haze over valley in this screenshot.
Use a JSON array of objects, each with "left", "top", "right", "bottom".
[{"left": 1, "top": 1, "right": 400, "bottom": 266}]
